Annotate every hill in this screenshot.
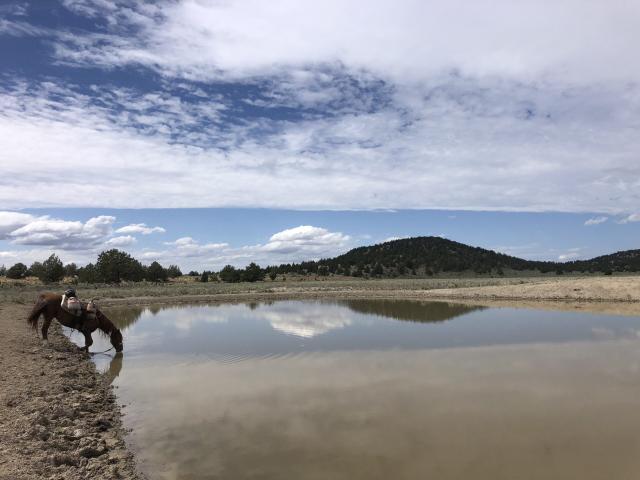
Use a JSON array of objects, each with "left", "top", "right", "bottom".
[{"left": 271, "top": 236, "right": 639, "bottom": 277}]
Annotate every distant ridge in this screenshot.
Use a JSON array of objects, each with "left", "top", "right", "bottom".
[{"left": 272, "top": 236, "right": 640, "bottom": 277}]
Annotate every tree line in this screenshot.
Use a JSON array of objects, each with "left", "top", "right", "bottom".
[
  {"left": 2, "top": 238, "right": 638, "bottom": 285},
  {"left": 1, "top": 250, "right": 182, "bottom": 284},
  {"left": 0, "top": 249, "right": 276, "bottom": 284}
]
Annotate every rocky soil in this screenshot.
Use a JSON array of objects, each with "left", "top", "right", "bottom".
[{"left": 0, "top": 302, "right": 142, "bottom": 480}]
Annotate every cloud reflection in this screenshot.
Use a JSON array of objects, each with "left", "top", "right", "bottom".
[{"left": 263, "top": 305, "right": 354, "bottom": 338}]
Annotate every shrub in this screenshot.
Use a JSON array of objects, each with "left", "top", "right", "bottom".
[
  {"left": 219, "top": 265, "right": 241, "bottom": 283},
  {"left": 28, "top": 261, "right": 44, "bottom": 279},
  {"left": 242, "top": 263, "right": 263, "bottom": 282},
  {"left": 146, "top": 261, "right": 168, "bottom": 282},
  {"left": 40, "top": 254, "right": 65, "bottom": 283},
  {"left": 96, "top": 249, "right": 144, "bottom": 283},
  {"left": 64, "top": 263, "right": 78, "bottom": 277},
  {"left": 167, "top": 265, "right": 182, "bottom": 278},
  {"left": 78, "top": 263, "right": 99, "bottom": 283},
  {"left": 6, "top": 262, "right": 28, "bottom": 279}
]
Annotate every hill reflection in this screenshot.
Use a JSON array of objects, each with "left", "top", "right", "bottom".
[{"left": 339, "top": 299, "right": 483, "bottom": 324}]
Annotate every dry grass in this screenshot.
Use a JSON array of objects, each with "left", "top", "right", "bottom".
[
  {"left": 0, "top": 275, "right": 546, "bottom": 304},
  {"left": 5, "top": 274, "right": 638, "bottom": 305}
]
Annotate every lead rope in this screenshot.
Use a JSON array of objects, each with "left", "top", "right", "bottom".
[{"left": 90, "top": 346, "right": 115, "bottom": 355}]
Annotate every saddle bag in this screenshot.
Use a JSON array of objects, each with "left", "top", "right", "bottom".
[{"left": 85, "top": 300, "right": 98, "bottom": 322}]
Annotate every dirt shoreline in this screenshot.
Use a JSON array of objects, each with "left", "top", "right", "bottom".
[
  {"left": 93, "top": 276, "right": 640, "bottom": 317},
  {"left": 0, "top": 302, "right": 142, "bottom": 480},
  {"left": 2, "top": 276, "right": 639, "bottom": 478}
]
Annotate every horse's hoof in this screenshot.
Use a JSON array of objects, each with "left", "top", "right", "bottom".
[{"left": 41, "top": 340, "right": 49, "bottom": 347}]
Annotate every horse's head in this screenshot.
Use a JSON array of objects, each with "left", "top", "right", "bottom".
[{"left": 110, "top": 328, "right": 124, "bottom": 352}]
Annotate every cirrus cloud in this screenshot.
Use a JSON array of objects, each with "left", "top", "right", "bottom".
[
  {"left": 0, "top": 1, "right": 638, "bottom": 213},
  {"left": 55, "top": 0, "right": 640, "bottom": 85}
]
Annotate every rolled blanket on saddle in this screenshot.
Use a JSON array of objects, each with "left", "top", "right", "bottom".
[{"left": 61, "top": 292, "right": 97, "bottom": 322}]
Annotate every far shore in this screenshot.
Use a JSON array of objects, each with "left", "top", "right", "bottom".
[{"left": 3, "top": 275, "right": 640, "bottom": 316}]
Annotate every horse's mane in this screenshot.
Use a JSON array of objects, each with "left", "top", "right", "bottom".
[{"left": 96, "top": 309, "right": 118, "bottom": 336}]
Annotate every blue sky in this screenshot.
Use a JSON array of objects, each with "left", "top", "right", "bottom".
[
  {"left": 0, "top": 1, "right": 639, "bottom": 269},
  {"left": 1, "top": 208, "right": 638, "bottom": 270}
]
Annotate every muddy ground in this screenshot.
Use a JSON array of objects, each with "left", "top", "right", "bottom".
[{"left": 0, "top": 301, "right": 142, "bottom": 480}]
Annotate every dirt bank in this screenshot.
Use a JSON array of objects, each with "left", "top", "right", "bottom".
[
  {"left": 90, "top": 276, "right": 640, "bottom": 317},
  {"left": 420, "top": 276, "right": 640, "bottom": 304},
  {"left": 0, "top": 302, "right": 142, "bottom": 480}
]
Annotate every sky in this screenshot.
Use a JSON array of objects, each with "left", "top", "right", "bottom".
[{"left": 0, "top": 0, "right": 639, "bottom": 270}]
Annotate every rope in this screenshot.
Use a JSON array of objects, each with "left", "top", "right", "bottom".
[{"left": 90, "top": 346, "right": 115, "bottom": 355}]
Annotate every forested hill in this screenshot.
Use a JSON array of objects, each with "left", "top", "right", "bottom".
[{"left": 272, "top": 237, "right": 640, "bottom": 277}]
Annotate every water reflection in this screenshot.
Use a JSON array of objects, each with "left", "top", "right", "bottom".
[
  {"left": 103, "top": 352, "right": 123, "bottom": 385},
  {"left": 102, "top": 299, "right": 480, "bottom": 336},
  {"left": 91, "top": 300, "right": 640, "bottom": 356},
  {"left": 341, "top": 299, "right": 483, "bottom": 323},
  {"left": 72, "top": 300, "right": 640, "bottom": 480}
]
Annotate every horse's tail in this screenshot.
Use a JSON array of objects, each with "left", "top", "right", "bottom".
[{"left": 27, "top": 295, "right": 48, "bottom": 330}]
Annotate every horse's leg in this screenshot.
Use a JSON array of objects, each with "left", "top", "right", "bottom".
[
  {"left": 81, "top": 330, "right": 93, "bottom": 353},
  {"left": 41, "top": 313, "right": 53, "bottom": 346}
]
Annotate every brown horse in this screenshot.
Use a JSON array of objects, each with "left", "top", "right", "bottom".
[{"left": 28, "top": 293, "right": 123, "bottom": 353}]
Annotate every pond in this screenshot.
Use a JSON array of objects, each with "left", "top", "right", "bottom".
[{"left": 66, "top": 300, "right": 640, "bottom": 480}]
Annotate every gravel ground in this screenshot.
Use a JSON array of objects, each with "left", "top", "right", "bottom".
[{"left": 0, "top": 302, "right": 142, "bottom": 480}]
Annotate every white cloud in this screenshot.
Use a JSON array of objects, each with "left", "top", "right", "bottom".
[
  {"left": 163, "top": 237, "right": 229, "bottom": 257},
  {"left": 558, "top": 247, "right": 582, "bottom": 261},
  {"left": 1, "top": 76, "right": 639, "bottom": 213},
  {"left": 0, "top": 251, "right": 18, "bottom": 260},
  {"left": 263, "top": 304, "right": 353, "bottom": 338},
  {"left": 0, "top": 2, "right": 639, "bottom": 213},
  {"left": 133, "top": 225, "right": 350, "bottom": 270},
  {"left": 0, "top": 248, "right": 96, "bottom": 268},
  {"left": 8, "top": 215, "right": 115, "bottom": 250},
  {"left": 0, "top": 211, "right": 38, "bottom": 239},
  {"left": 261, "top": 226, "right": 350, "bottom": 254},
  {"left": 584, "top": 216, "right": 608, "bottom": 226},
  {"left": 105, "top": 235, "right": 137, "bottom": 247},
  {"left": 53, "top": 0, "right": 640, "bottom": 85},
  {"left": 115, "top": 223, "right": 166, "bottom": 235},
  {"left": 618, "top": 213, "right": 640, "bottom": 224},
  {"left": 558, "top": 252, "right": 580, "bottom": 261}
]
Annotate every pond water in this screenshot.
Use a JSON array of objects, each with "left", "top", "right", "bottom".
[{"left": 66, "top": 300, "right": 640, "bottom": 480}]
